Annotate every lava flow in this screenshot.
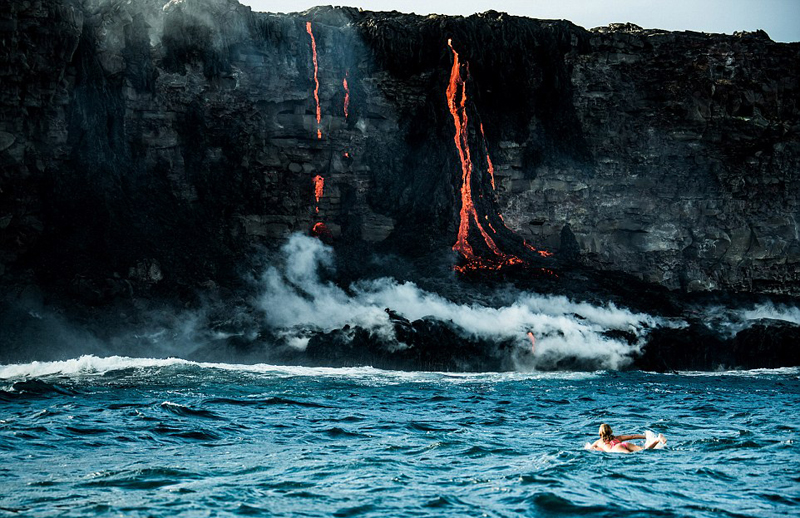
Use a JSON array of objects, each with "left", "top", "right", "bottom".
[
  {"left": 306, "top": 22, "right": 322, "bottom": 139},
  {"left": 479, "top": 122, "right": 496, "bottom": 190},
  {"left": 447, "top": 39, "right": 523, "bottom": 272},
  {"left": 311, "top": 221, "right": 331, "bottom": 240},
  {"left": 446, "top": 40, "right": 554, "bottom": 273},
  {"left": 526, "top": 242, "right": 554, "bottom": 258},
  {"left": 343, "top": 70, "right": 350, "bottom": 119},
  {"left": 313, "top": 174, "right": 324, "bottom": 213}
]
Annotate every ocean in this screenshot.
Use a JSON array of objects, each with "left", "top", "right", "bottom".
[{"left": 1, "top": 356, "right": 798, "bottom": 517}]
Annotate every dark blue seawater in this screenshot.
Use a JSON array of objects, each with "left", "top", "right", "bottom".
[{"left": 1, "top": 356, "right": 798, "bottom": 517}]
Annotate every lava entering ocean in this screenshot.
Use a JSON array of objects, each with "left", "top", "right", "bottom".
[{"left": 306, "top": 22, "right": 322, "bottom": 139}]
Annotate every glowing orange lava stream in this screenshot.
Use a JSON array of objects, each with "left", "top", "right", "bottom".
[
  {"left": 313, "top": 174, "right": 324, "bottom": 213},
  {"left": 447, "top": 39, "right": 516, "bottom": 270},
  {"left": 311, "top": 174, "right": 327, "bottom": 238},
  {"left": 343, "top": 71, "right": 350, "bottom": 119},
  {"left": 311, "top": 221, "right": 331, "bottom": 240},
  {"left": 479, "top": 122, "right": 496, "bottom": 190},
  {"left": 447, "top": 40, "right": 551, "bottom": 272},
  {"left": 306, "top": 22, "right": 322, "bottom": 139},
  {"left": 481, "top": 126, "right": 552, "bottom": 259}
]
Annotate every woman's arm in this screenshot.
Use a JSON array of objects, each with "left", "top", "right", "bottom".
[{"left": 617, "top": 434, "right": 645, "bottom": 441}]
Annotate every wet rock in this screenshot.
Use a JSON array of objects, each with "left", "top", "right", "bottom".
[
  {"left": 299, "top": 316, "right": 517, "bottom": 372},
  {"left": 634, "top": 321, "right": 729, "bottom": 372},
  {"left": 635, "top": 318, "right": 800, "bottom": 371},
  {"left": 0, "top": 131, "right": 15, "bottom": 151},
  {"left": 731, "top": 319, "right": 800, "bottom": 369}
]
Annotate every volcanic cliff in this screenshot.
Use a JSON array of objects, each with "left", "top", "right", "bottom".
[{"left": 1, "top": 0, "right": 799, "bottom": 369}]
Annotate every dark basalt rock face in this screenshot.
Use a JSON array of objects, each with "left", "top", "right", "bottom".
[
  {"left": 1, "top": 0, "right": 799, "bottom": 369},
  {"left": 635, "top": 318, "right": 800, "bottom": 371},
  {"left": 296, "top": 315, "right": 522, "bottom": 372}
]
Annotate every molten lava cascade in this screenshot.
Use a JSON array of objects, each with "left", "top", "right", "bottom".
[
  {"left": 446, "top": 40, "right": 524, "bottom": 272},
  {"left": 445, "top": 41, "right": 554, "bottom": 271},
  {"left": 306, "top": 22, "right": 322, "bottom": 139},
  {"left": 527, "top": 332, "right": 536, "bottom": 352},
  {"left": 343, "top": 71, "right": 350, "bottom": 119},
  {"left": 527, "top": 243, "right": 554, "bottom": 258},
  {"left": 479, "top": 122, "right": 496, "bottom": 190},
  {"left": 313, "top": 174, "right": 325, "bottom": 213},
  {"left": 310, "top": 175, "right": 328, "bottom": 239}
]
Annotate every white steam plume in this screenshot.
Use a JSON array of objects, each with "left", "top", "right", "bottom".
[
  {"left": 701, "top": 302, "right": 800, "bottom": 337},
  {"left": 258, "top": 234, "right": 663, "bottom": 370}
]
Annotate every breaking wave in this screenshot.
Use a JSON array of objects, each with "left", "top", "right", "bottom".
[
  {"left": 0, "top": 354, "right": 602, "bottom": 383},
  {"left": 1, "top": 355, "right": 795, "bottom": 384}
]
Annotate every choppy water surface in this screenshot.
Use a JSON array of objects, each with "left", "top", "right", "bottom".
[{"left": 1, "top": 357, "right": 798, "bottom": 517}]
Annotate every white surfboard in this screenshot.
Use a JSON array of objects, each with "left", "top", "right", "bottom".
[{"left": 645, "top": 430, "right": 666, "bottom": 449}]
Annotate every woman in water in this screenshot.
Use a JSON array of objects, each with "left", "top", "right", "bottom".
[{"left": 587, "top": 423, "right": 666, "bottom": 453}]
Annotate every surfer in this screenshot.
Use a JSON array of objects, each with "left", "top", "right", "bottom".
[{"left": 587, "top": 423, "right": 666, "bottom": 453}]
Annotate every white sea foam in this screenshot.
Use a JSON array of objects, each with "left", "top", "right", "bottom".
[
  {"left": 666, "top": 367, "right": 800, "bottom": 377},
  {"left": 741, "top": 303, "right": 800, "bottom": 325},
  {"left": 2, "top": 355, "right": 796, "bottom": 385},
  {"left": 258, "top": 234, "right": 663, "bottom": 369},
  {"left": 0, "top": 354, "right": 606, "bottom": 383},
  {"left": 0, "top": 355, "right": 191, "bottom": 380}
]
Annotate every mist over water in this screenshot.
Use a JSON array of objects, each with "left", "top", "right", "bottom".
[{"left": 256, "top": 235, "right": 800, "bottom": 371}]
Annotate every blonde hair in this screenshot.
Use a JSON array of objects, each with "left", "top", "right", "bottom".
[{"left": 599, "top": 423, "right": 613, "bottom": 442}]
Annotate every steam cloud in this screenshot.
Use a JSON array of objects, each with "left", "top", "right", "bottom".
[
  {"left": 699, "top": 302, "right": 800, "bottom": 337},
  {"left": 5, "top": 233, "right": 797, "bottom": 371},
  {"left": 259, "top": 234, "right": 662, "bottom": 370}
]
